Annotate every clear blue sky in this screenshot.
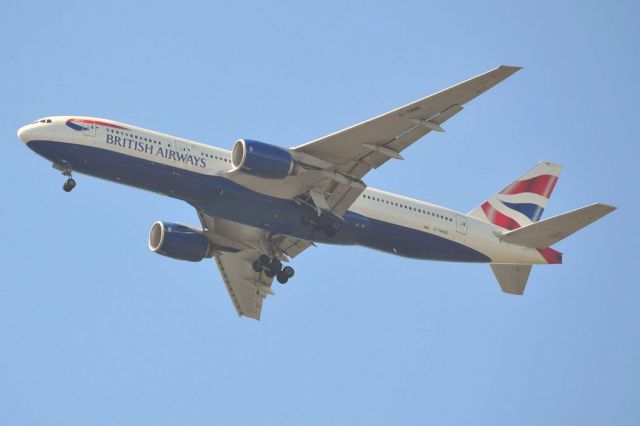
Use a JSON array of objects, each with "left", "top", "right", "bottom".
[{"left": 2, "top": 1, "right": 638, "bottom": 425}]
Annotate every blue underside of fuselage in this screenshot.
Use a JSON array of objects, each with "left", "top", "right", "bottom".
[{"left": 27, "top": 140, "right": 490, "bottom": 263}]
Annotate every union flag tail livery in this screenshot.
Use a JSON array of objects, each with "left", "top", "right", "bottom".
[
  {"left": 18, "top": 65, "right": 616, "bottom": 319},
  {"left": 468, "top": 161, "right": 563, "bottom": 230},
  {"left": 469, "top": 161, "right": 614, "bottom": 295}
]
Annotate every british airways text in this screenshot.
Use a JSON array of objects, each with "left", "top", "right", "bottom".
[{"left": 106, "top": 134, "right": 207, "bottom": 168}]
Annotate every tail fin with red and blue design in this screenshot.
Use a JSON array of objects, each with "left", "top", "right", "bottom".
[
  {"left": 469, "top": 161, "right": 615, "bottom": 295},
  {"left": 468, "top": 161, "right": 563, "bottom": 231},
  {"left": 469, "top": 161, "right": 564, "bottom": 271}
]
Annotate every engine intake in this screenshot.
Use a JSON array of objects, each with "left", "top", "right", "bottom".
[
  {"left": 231, "top": 139, "right": 294, "bottom": 179},
  {"left": 148, "top": 221, "right": 210, "bottom": 262}
]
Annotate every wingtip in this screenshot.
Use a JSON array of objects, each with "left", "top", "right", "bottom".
[
  {"left": 599, "top": 203, "right": 617, "bottom": 212},
  {"left": 499, "top": 65, "right": 523, "bottom": 73}
]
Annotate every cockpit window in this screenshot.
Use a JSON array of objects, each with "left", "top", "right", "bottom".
[{"left": 32, "top": 118, "right": 52, "bottom": 124}]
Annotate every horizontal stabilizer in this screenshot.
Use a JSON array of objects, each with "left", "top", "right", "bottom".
[
  {"left": 491, "top": 264, "right": 532, "bottom": 295},
  {"left": 499, "top": 203, "right": 616, "bottom": 248}
]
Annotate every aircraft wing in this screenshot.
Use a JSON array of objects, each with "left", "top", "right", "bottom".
[
  {"left": 292, "top": 65, "right": 521, "bottom": 215},
  {"left": 197, "top": 210, "right": 312, "bottom": 319},
  {"left": 223, "top": 66, "right": 520, "bottom": 217}
]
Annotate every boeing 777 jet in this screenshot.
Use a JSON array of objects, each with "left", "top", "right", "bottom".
[{"left": 18, "top": 66, "right": 615, "bottom": 319}]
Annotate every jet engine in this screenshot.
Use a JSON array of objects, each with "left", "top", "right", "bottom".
[
  {"left": 148, "top": 221, "right": 211, "bottom": 262},
  {"left": 231, "top": 139, "right": 295, "bottom": 179}
]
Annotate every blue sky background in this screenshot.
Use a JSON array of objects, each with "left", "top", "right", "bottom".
[{"left": 1, "top": 1, "right": 638, "bottom": 425}]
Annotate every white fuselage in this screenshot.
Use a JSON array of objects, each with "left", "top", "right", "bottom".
[{"left": 18, "top": 116, "right": 549, "bottom": 264}]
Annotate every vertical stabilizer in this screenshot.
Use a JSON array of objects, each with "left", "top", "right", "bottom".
[
  {"left": 469, "top": 161, "right": 563, "bottom": 230},
  {"left": 491, "top": 264, "right": 532, "bottom": 295}
]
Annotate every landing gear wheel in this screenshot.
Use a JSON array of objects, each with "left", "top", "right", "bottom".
[
  {"left": 62, "top": 178, "right": 76, "bottom": 192},
  {"left": 276, "top": 271, "right": 289, "bottom": 284},
  {"left": 252, "top": 260, "right": 262, "bottom": 273},
  {"left": 264, "top": 269, "right": 276, "bottom": 278},
  {"left": 258, "top": 254, "right": 270, "bottom": 266},
  {"left": 269, "top": 258, "right": 283, "bottom": 273},
  {"left": 282, "top": 266, "right": 295, "bottom": 278}
]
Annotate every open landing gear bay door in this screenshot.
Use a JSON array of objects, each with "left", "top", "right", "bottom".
[{"left": 197, "top": 210, "right": 312, "bottom": 320}]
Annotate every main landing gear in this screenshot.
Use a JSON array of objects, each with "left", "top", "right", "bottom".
[{"left": 252, "top": 254, "right": 295, "bottom": 284}]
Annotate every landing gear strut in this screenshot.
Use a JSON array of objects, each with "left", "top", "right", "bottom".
[{"left": 251, "top": 254, "right": 295, "bottom": 284}]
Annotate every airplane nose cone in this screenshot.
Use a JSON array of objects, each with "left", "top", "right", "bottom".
[
  {"left": 18, "top": 126, "right": 28, "bottom": 142},
  {"left": 17, "top": 124, "right": 32, "bottom": 143}
]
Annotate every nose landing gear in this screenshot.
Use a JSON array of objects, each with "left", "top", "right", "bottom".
[
  {"left": 54, "top": 161, "right": 76, "bottom": 192},
  {"left": 63, "top": 178, "right": 76, "bottom": 192},
  {"left": 251, "top": 254, "right": 295, "bottom": 284}
]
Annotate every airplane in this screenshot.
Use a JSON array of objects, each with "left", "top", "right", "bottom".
[{"left": 17, "top": 65, "right": 615, "bottom": 320}]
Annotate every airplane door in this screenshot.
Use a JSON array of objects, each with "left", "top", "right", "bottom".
[
  {"left": 82, "top": 120, "right": 96, "bottom": 138},
  {"left": 456, "top": 214, "right": 467, "bottom": 235}
]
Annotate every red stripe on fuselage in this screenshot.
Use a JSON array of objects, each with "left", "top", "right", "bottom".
[
  {"left": 71, "top": 118, "right": 128, "bottom": 130},
  {"left": 501, "top": 174, "right": 558, "bottom": 198},
  {"left": 481, "top": 202, "right": 521, "bottom": 230}
]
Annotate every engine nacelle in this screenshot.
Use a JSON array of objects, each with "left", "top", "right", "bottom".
[
  {"left": 148, "top": 221, "right": 210, "bottom": 262},
  {"left": 231, "top": 139, "right": 294, "bottom": 179}
]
